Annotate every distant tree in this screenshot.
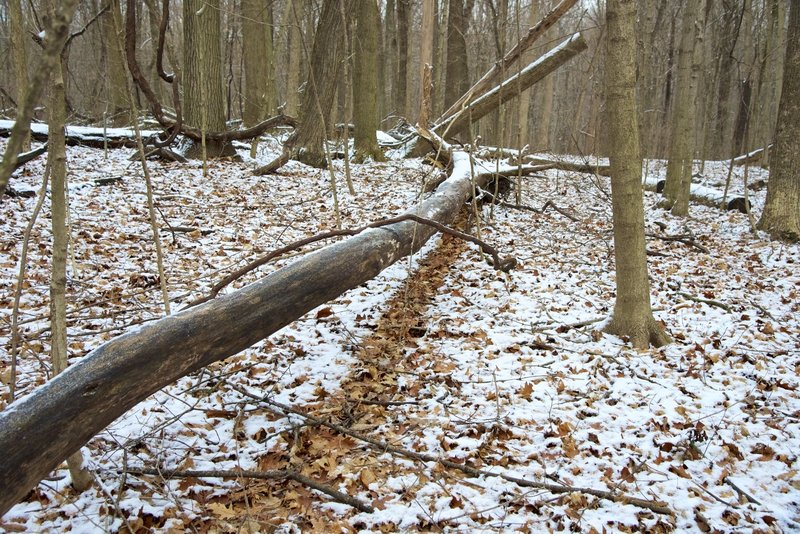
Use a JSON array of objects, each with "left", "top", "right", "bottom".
[
  {"left": 444, "top": 0, "right": 472, "bottom": 112},
  {"left": 395, "top": 0, "right": 410, "bottom": 117},
  {"left": 241, "top": 0, "right": 275, "bottom": 127},
  {"left": 9, "top": 0, "right": 30, "bottom": 150},
  {"left": 758, "top": 0, "right": 800, "bottom": 242},
  {"left": 353, "top": 0, "right": 384, "bottom": 161},
  {"left": 183, "top": 0, "right": 234, "bottom": 158},
  {"left": 101, "top": 0, "right": 132, "bottom": 126},
  {"left": 662, "top": 0, "right": 706, "bottom": 216},
  {"left": 603, "top": 0, "right": 671, "bottom": 348}
]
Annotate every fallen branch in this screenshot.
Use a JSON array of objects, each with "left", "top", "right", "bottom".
[
  {"left": 677, "top": 291, "right": 732, "bottom": 312},
  {"left": 723, "top": 476, "right": 761, "bottom": 505},
  {"left": 123, "top": 467, "right": 374, "bottom": 513},
  {"left": 500, "top": 199, "right": 580, "bottom": 222},
  {"left": 232, "top": 386, "right": 673, "bottom": 516},
  {"left": 188, "top": 213, "right": 516, "bottom": 308},
  {"left": 646, "top": 233, "right": 709, "bottom": 254},
  {"left": 524, "top": 156, "right": 611, "bottom": 176}
]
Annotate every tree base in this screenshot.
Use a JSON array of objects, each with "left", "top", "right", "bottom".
[
  {"left": 184, "top": 139, "right": 237, "bottom": 160},
  {"left": 757, "top": 217, "right": 800, "bottom": 243},
  {"left": 604, "top": 316, "right": 671, "bottom": 349}
]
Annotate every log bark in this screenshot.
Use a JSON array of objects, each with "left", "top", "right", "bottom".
[
  {"left": 435, "top": 33, "right": 588, "bottom": 138},
  {"left": 0, "top": 152, "right": 490, "bottom": 516}
]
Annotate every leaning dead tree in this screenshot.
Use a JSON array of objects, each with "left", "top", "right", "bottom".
[{"left": 0, "top": 150, "right": 514, "bottom": 516}]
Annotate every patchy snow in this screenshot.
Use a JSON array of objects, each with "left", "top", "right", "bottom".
[{"left": 0, "top": 136, "right": 798, "bottom": 533}]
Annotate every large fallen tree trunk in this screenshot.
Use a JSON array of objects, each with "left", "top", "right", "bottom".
[{"left": 0, "top": 151, "right": 502, "bottom": 516}]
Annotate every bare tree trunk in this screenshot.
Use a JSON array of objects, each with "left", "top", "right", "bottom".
[
  {"left": 242, "top": 0, "right": 275, "bottom": 127},
  {"left": 444, "top": 0, "right": 471, "bottom": 110},
  {"left": 102, "top": 0, "right": 132, "bottom": 126},
  {"left": 663, "top": 0, "right": 706, "bottom": 216},
  {"left": 516, "top": 0, "right": 539, "bottom": 149},
  {"left": 49, "top": 41, "right": 94, "bottom": 495},
  {"left": 183, "top": 0, "right": 234, "bottom": 158},
  {"left": 353, "top": 0, "right": 384, "bottom": 160},
  {"left": 604, "top": 0, "right": 671, "bottom": 349},
  {"left": 758, "top": 0, "right": 800, "bottom": 242},
  {"left": 396, "top": 0, "right": 410, "bottom": 117},
  {"left": 9, "top": 0, "right": 30, "bottom": 151},
  {"left": 283, "top": 0, "right": 302, "bottom": 116}
]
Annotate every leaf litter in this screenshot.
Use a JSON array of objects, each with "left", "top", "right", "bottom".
[{"left": 0, "top": 137, "right": 798, "bottom": 533}]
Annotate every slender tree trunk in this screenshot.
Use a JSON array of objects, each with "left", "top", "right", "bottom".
[
  {"left": 242, "top": 0, "right": 274, "bottom": 127},
  {"left": 183, "top": 0, "right": 234, "bottom": 158},
  {"left": 49, "top": 41, "right": 94, "bottom": 494},
  {"left": 516, "top": 0, "right": 539, "bottom": 149},
  {"left": 758, "top": 0, "right": 800, "bottom": 242},
  {"left": 385, "top": 0, "right": 397, "bottom": 116},
  {"left": 396, "top": 0, "right": 410, "bottom": 118},
  {"left": 283, "top": 0, "right": 302, "bottom": 116},
  {"left": 713, "top": 1, "right": 740, "bottom": 157},
  {"left": 9, "top": 0, "right": 30, "bottom": 151},
  {"left": 353, "top": 0, "right": 383, "bottom": 160},
  {"left": 604, "top": 0, "right": 671, "bottom": 349},
  {"left": 663, "top": 0, "right": 706, "bottom": 216}
]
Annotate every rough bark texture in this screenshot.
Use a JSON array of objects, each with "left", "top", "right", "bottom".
[
  {"left": 353, "top": 0, "right": 384, "bottom": 160},
  {"left": 0, "top": 0, "right": 80, "bottom": 199},
  {"left": 283, "top": 0, "right": 302, "bottom": 116},
  {"left": 444, "top": 0, "right": 471, "bottom": 111},
  {"left": 290, "top": 0, "right": 348, "bottom": 168},
  {"left": 758, "top": 0, "right": 800, "bottom": 242},
  {"left": 242, "top": 0, "right": 274, "bottom": 127},
  {"left": 396, "top": 0, "right": 410, "bottom": 117},
  {"left": 102, "top": 0, "right": 132, "bottom": 126},
  {"left": 0, "top": 153, "right": 490, "bottom": 516},
  {"left": 663, "top": 0, "right": 706, "bottom": 216},
  {"left": 183, "top": 0, "right": 234, "bottom": 158},
  {"left": 603, "top": 0, "right": 671, "bottom": 349},
  {"left": 9, "top": 0, "right": 30, "bottom": 150}
]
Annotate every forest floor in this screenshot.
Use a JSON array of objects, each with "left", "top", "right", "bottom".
[{"left": 0, "top": 134, "right": 798, "bottom": 533}]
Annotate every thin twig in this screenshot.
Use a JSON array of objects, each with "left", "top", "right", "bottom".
[
  {"left": 500, "top": 199, "right": 580, "bottom": 222},
  {"left": 646, "top": 232, "right": 710, "bottom": 254},
  {"left": 677, "top": 292, "right": 732, "bottom": 312},
  {"left": 723, "top": 476, "right": 761, "bottom": 505},
  {"left": 231, "top": 386, "right": 673, "bottom": 516},
  {"left": 122, "top": 467, "right": 373, "bottom": 513}
]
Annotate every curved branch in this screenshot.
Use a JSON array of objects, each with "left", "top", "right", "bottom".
[{"left": 157, "top": 0, "right": 174, "bottom": 83}]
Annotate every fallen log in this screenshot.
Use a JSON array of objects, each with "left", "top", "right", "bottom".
[
  {"left": 0, "top": 152, "right": 500, "bottom": 516},
  {"left": 435, "top": 33, "right": 588, "bottom": 138},
  {"left": 522, "top": 155, "right": 611, "bottom": 176}
]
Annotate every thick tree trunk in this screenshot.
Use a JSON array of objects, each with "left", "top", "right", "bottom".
[
  {"left": 183, "top": 0, "right": 234, "bottom": 158},
  {"left": 0, "top": 152, "right": 496, "bottom": 516},
  {"left": 353, "top": 0, "right": 383, "bottom": 160},
  {"left": 242, "top": 0, "right": 274, "bottom": 127},
  {"left": 283, "top": 0, "right": 302, "bottom": 116},
  {"left": 444, "top": 0, "right": 471, "bottom": 111},
  {"left": 9, "top": 0, "right": 30, "bottom": 151},
  {"left": 291, "top": 0, "right": 348, "bottom": 168},
  {"left": 603, "top": 0, "right": 670, "bottom": 349},
  {"left": 102, "top": 0, "right": 132, "bottom": 126},
  {"left": 758, "top": 0, "right": 800, "bottom": 242}
]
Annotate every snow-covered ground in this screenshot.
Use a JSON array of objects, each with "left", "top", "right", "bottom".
[{"left": 0, "top": 136, "right": 797, "bottom": 533}]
